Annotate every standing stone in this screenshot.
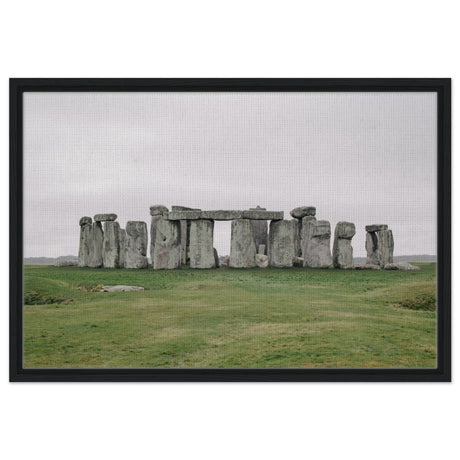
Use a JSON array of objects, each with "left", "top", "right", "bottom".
[
  {"left": 102, "top": 221, "right": 121, "bottom": 268},
  {"left": 258, "top": 244, "right": 266, "bottom": 255},
  {"left": 78, "top": 217, "right": 93, "bottom": 267},
  {"left": 301, "top": 219, "right": 332, "bottom": 268},
  {"left": 150, "top": 214, "right": 164, "bottom": 266},
  {"left": 268, "top": 220, "right": 296, "bottom": 267},
  {"left": 214, "top": 248, "right": 220, "bottom": 268},
  {"left": 172, "top": 206, "right": 198, "bottom": 266},
  {"left": 229, "top": 219, "right": 256, "bottom": 268},
  {"left": 88, "top": 221, "right": 104, "bottom": 268},
  {"left": 332, "top": 222, "right": 356, "bottom": 269},
  {"left": 189, "top": 219, "right": 215, "bottom": 269},
  {"left": 365, "top": 225, "right": 394, "bottom": 267},
  {"left": 256, "top": 254, "right": 269, "bottom": 268},
  {"left": 119, "top": 229, "right": 126, "bottom": 268},
  {"left": 292, "top": 218, "right": 302, "bottom": 257},
  {"left": 153, "top": 219, "right": 181, "bottom": 269},
  {"left": 125, "top": 221, "right": 148, "bottom": 269},
  {"left": 249, "top": 206, "right": 268, "bottom": 255}
]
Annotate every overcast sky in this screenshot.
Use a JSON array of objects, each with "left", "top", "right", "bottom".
[{"left": 23, "top": 91, "right": 437, "bottom": 258}]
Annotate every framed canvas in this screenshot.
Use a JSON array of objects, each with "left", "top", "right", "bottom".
[{"left": 10, "top": 78, "right": 451, "bottom": 382}]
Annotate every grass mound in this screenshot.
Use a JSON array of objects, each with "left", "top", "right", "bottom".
[
  {"left": 395, "top": 294, "right": 436, "bottom": 311},
  {"left": 24, "top": 290, "right": 72, "bottom": 305}
]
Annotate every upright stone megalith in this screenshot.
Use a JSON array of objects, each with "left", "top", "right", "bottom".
[
  {"left": 301, "top": 219, "right": 332, "bottom": 268},
  {"left": 125, "top": 221, "right": 148, "bottom": 269},
  {"left": 229, "top": 219, "right": 256, "bottom": 268},
  {"left": 78, "top": 216, "right": 93, "bottom": 267},
  {"left": 88, "top": 221, "right": 104, "bottom": 268},
  {"left": 118, "top": 228, "right": 126, "bottom": 268},
  {"left": 249, "top": 206, "right": 268, "bottom": 255},
  {"left": 365, "top": 225, "right": 394, "bottom": 267},
  {"left": 149, "top": 205, "right": 168, "bottom": 266},
  {"left": 102, "top": 221, "right": 121, "bottom": 268},
  {"left": 153, "top": 219, "right": 181, "bottom": 269},
  {"left": 332, "top": 222, "right": 356, "bottom": 269},
  {"left": 189, "top": 219, "right": 215, "bottom": 268},
  {"left": 290, "top": 207, "right": 316, "bottom": 257},
  {"left": 268, "top": 220, "right": 296, "bottom": 267}
]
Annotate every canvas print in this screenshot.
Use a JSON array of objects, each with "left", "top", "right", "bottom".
[{"left": 21, "top": 89, "right": 438, "bottom": 370}]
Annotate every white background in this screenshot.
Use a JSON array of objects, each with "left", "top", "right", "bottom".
[{"left": 0, "top": 1, "right": 458, "bottom": 459}]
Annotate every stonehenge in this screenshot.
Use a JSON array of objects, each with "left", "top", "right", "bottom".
[
  {"left": 333, "top": 222, "right": 356, "bottom": 269},
  {"left": 76, "top": 206, "right": 397, "bottom": 271}
]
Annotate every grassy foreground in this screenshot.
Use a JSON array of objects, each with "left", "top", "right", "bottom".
[{"left": 23, "top": 264, "right": 437, "bottom": 368}]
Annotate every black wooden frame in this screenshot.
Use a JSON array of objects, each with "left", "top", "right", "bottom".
[{"left": 10, "top": 78, "right": 451, "bottom": 382}]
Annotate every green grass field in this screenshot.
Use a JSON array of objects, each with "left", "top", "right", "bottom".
[{"left": 23, "top": 263, "right": 437, "bottom": 368}]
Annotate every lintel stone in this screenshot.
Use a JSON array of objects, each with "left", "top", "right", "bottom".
[
  {"left": 166, "top": 210, "right": 202, "bottom": 220},
  {"left": 242, "top": 210, "right": 283, "bottom": 220},
  {"left": 94, "top": 213, "right": 117, "bottom": 222},
  {"left": 365, "top": 224, "right": 388, "bottom": 233},
  {"left": 201, "top": 210, "right": 243, "bottom": 220}
]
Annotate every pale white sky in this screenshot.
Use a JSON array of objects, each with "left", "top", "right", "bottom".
[{"left": 23, "top": 91, "right": 437, "bottom": 258}]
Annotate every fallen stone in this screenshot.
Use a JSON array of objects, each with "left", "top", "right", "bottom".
[
  {"left": 79, "top": 216, "right": 92, "bottom": 226},
  {"left": 102, "top": 221, "right": 121, "bottom": 268},
  {"left": 268, "top": 220, "right": 296, "bottom": 268},
  {"left": 333, "top": 222, "right": 356, "bottom": 269},
  {"left": 153, "top": 219, "right": 181, "bottom": 269},
  {"left": 256, "top": 254, "right": 269, "bottom": 268},
  {"left": 149, "top": 205, "right": 169, "bottom": 216},
  {"left": 384, "top": 262, "right": 420, "bottom": 271},
  {"left": 201, "top": 210, "right": 244, "bottom": 220},
  {"left": 293, "top": 257, "right": 304, "bottom": 267},
  {"left": 242, "top": 210, "right": 283, "bottom": 220},
  {"left": 118, "top": 228, "right": 126, "bottom": 268},
  {"left": 301, "top": 219, "right": 332, "bottom": 268},
  {"left": 365, "top": 224, "right": 388, "bottom": 233},
  {"left": 78, "top": 218, "right": 93, "bottom": 267},
  {"left": 88, "top": 221, "right": 104, "bottom": 267},
  {"left": 354, "top": 263, "right": 381, "bottom": 270},
  {"left": 166, "top": 210, "right": 202, "bottom": 220},
  {"left": 189, "top": 219, "right": 215, "bottom": 269},
  {"left": 101, "top": 285, "right": 145, "bottom": 292},
  {"left": 56, "top": 256, "right": 78, "bottom": 267},
  {"left": 290, "top": 206, "right": 316, "bottom": 219},
  {"left": 94, "top": 213, "right": 117, "bottom": 222},
  {"left": 125, "top": 221, "right": 148, "bottom": 269},
  {"left": 229, "top": 219, "right": 257, "bottom": 268}
]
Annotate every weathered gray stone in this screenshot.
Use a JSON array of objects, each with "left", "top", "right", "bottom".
[
  {"left": 56, "top": 256, "right": 78, "bottom": 267},
  {"left": 354, "top": 263, "right": 381, "bottom": 270},
  {"left": 102, "top": 221, "right": 121, "bottom": 268},
  {"left": 189, "top": 219, "right": 215, "bottom": 269},
  {"left": 78, "top": 218, "right": 93, "bottom": 267},
  {"left": 258, "top": 244, "right": 266, "bottom": 255},
  {"left": 242, "top": 210, "right": 283, "bottom": 220},
  {"left": 179, "top": 220, "right": 188, "bottom": 266},
  {"left": 118, "top": 229, "right": 126, "bottom": 268},
  {"left": 150, "top": 215, "right": 163, "bottom": 266},
  {"left": 166, "top": 210, "right": 202, "bottom": 220},
  {"left": 290, "top": 206, "right": 316, "bottom": 219},
  {"left": 149, "top": 205, "right": 169, "bottom": 216},
  {"left": 229, "top": 219, "right": 257, "bottom": 268},
  {"left": 171, "top": 206, "right": 201, "bottom": 211},
  {"left": 268, "top": 220, "right": 296, "bottom": 267},
  {"left": 248, "top": 207, "right": 268, "bottom": 255},
  {"left": 101, "top": 285, "right": 144, "bottom": 292},
  {"left": 201, "top": 210, "right": 243, "bottom": 220},
  {"left": 384, "top": 262, "right": 420, "bottom": 271},
  {"left": 125, "top": 221, "right": 148, "bottom": 269},
  {"left": 333, "top": 222, "right": 356, "bottom": 269},
  {"left": 88, "top": 221, "right": 104, "bottom": 268},
  {"left": 94, "top": 213, "right": 117, "bottom": 222},
  {"left": 256, "top": 254, "right": 269, "bottom": 268},
  {"left": 153, "top": 219, "right": 181, "bottom": 269},
  {"left": 292, "top": 218, "right": 302, "bottom": 257},
  {"left": 293, "top": 257, "right": 304, "bottom": 267},
  {"left": 214, "top": 248, "right": 220, "bottom": 268},
  {"left": 220, "top": 256, "right": 230, "bottom": 267},
  {"left": 366, "top": 228, "right": 394, "bottom": 267},
  {"left": 365, "top": 224, "right": 388, "bottom": 233},
  {"left": 79, "top": 216, "right": 92, "bottom": 226},
  {"left": 301, "top": 219, "right": 332, "bottom": 268}
]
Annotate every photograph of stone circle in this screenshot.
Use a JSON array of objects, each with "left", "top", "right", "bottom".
[{"left": 23, "top": 91, "right": 437, "bottom": 368}]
